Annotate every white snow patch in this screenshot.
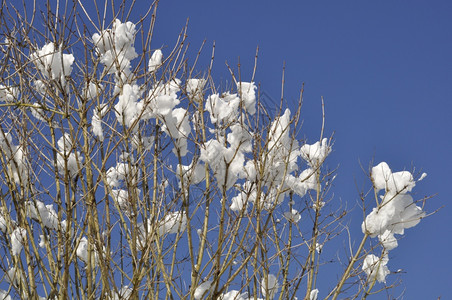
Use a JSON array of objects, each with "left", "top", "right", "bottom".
[
  {"left": 31, "top": 43, "right": 74, "bottom": 84},
  {"left": 148, "top": 49, "right": 163, "bottom": 72},
  {"left": 362, "top": 254, "right": 390, "bottom": 284},
  {"left": 261, "top": 274, "right": 279, "bottom": 300},
  {"left": 11, "top": 227, "right": 26, "bottom": 255},
  {"left": 300, "top": 138, "right": 330, "bottom": 168}
]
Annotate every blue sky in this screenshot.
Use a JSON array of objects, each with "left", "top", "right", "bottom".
[{"left": 145, "top": 1, "right": 451, "bottom": 298}]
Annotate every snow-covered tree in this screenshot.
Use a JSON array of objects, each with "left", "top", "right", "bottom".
[{"left": 0, "top": 1, "right": 431, "bottom": 299}]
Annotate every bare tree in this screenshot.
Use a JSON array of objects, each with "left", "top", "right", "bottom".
[{"left": 0, "top": 1, "right": 431, "bottom": 299}]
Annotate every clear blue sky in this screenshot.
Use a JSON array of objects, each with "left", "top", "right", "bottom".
[{"left": 145, "top": 1, "right": 451, "bottom": 298}]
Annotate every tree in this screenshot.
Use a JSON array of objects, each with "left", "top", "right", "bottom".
[{"left": 0, "top": 1, "right": 431, "bottom": 299}]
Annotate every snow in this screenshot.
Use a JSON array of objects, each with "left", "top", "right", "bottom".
[
  {"left": 76, "top": 237, "right": 89, "bottom": 263},
  {"left": 115, "top": 83, "right": 142, "bottom": 127},
  {"left": 148, "top": 49, "right": 163, "bottom": 72},
  {"left": 268, "top": 108, "right": 290, "bottom": 151},
  {"left": 418, "top": 172, "right": 427, "bottom": 181},
  {"left": 30, "top": 103, "right": 47, "bottom": 122},
  {"left": 106, "top": 162, "right": 130, "bottom": 188},
  {"left": 39, "top": 235, "right": 45, "bottom": 248},
  {"left": 243, "top": 160, "right": 257, "bottom": 181},
  {"left": 33, "top": 80, "right": 46, "bottom": 95},
  {"left": 61, "top": 219, "right": 70, "bottom": 234},
  {"left": 26, "top": 200, "right": 59, "bottom": 230},
  {"left": 371, "top": 162, "right": 415, "bottom": 195},
  {"left": 205, "top": 92, "right": 240, "bottom": 124},
  {"left": 230, "top": 192, "right": 246, "bottom": 212},
  {"left": 159, "top": 211, "right": 187, "bottom": 235},
  {"left": 0, "top": 290, "right": 11, "bottom": 300},
  {"left": 0, "top": 131, "right": 28, "bottom": 184},
  {"left": 264, "top": 187, "right": 287, "bottom": 210},
  {"left": 57, "top": 133, "right": 73, "bottom": 152},
  {"left": 378, "top": 230, "right": 398, "bottom": 250},
  {"left": 135, "top": 222, "right": 152, "bottom": 250},
  {"left": 0, "top": 214, "right": 7, "bottom": 233},
  {"left": 362, "top": 206, "right": 392, "bottom": 238},
  {"left": 12, "top": 146, "right": 26, "bottom": 184},
  {"left": 200, "top": 140, "right": 225, "bottom": 179},
  {"left": 92, "top": 19, "right": 138, "bottom": 77},
  {"left": 76, "top": 237, "right": 98, "bottom": 265},
  {"left": 85, "top": 82, "right": 103, "bottom": 100},
  {"left": 92, "top": 105, "right": 108, "bottom": 141},
  {"left": 5, "top": 267, "right": 20, "bottom": 286},
  {"left": 187, "top": 78, "right": 206, "bottom": 98},
  {"left": 284, "top": 168, "right": 317, "bottom": 198},
  {"left": 0, "top": 209, "right": 15, "bottom": 234},
  {"left": 268, "top": 109, "right": 292, "bottom": 152},
  {"left": 56, "top": 133, "right": 83, "bottom": 177},
  {"left": 10, "top": 227, "right": 26, "bottom": 255},
  {"left": 230, "top": 181, "right": 257, "bottom": 211},
  {"left": 310, "top": 289, "right": 319, "bottom": 300},
  {"left": 237, "top": 81, "right": 256, "bottom": 115},
  {"left": 200, "top": 137, "right": 249, "bottom": 190},
  {"left": 111, "top": 286, "right": 132, "bottom": 300},
  {"left": 266, "top": 109, "right": 300, "bottom": 185},
  {"left": 227, "top": 123, "right": 252, "bottom": 152},
  {"left": 111, "top": 189, "right": 130, "bottom": 213},
  {"left": 194, "top": 280, "right": 213, "bottom": 299},
  {"left": 9, "top": 145, "right": 27, "bottom": 185},
  {"left": 315, "top": 243, "right": 323, "bottom": 254},
  {"left": 284, "top": 209, "right": 301, "bottom": 223},
  {"left": 220, "top": 290, "right": 248, "bottom": 300},
  {"left": 360, "top": 162, "right": 427, "bottom": 285},
  {"left": 31, "top": 43, "right": 75, "bottom": 83},
  {"left": 162, "top": 107, "right": 191, "bottom": 156},
  {"left": 131, "top": 134, "right": 154, "bottom": 150},
  {"left": 177, "top": 161, "right": 205, "bottom": 187},
  {"left": 363, "top": 163, "right": 425, "bottom": 251},
  {"left": 261, "top": 274, "right": 279, "bottom": 299},
  {"left": 0, "top": 129, "right": 12, "bottom": 146},
  {"left": 362, "top": 193, "right": 425, "bottom": 238},
  {"left": 135, "top": 211, "right": 187, "bottom": 250},
  {"left": 145, "top": 79, "right": 181, "bottom": 117},
  {"left": 362, "top": 254, "right": 390, "bottom": 284},
  {"left": 300, "top": 138, "right": 331, "bottom": 168},
  {"left": 0, "top": 85, "right": 18, "bottom": 103}
]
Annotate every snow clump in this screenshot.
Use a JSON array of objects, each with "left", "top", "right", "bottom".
[
  {"left": 0, "top": 85, "right": 18, "bottom": 103},
  {"left": 92, "top": 19, "right": 138, "bottom": 79},
  {"left": 76, "top": 237, "right": 99, "bottom": 266},
  {"left": 31, "top": 42, "right": 74, "bottom": 84},
  {"left": 194, "top": 280, "right": 213, "bottom": 299},
  {"left": 0, "top": 131, "right": 28, "bottom": 184},
  {"left": 300, "top": 138, "right": 331, "bottom": 168},
  {"left": 361, "top": 162, "right": 427, "bottom": 284},
  {"left": 261, "top": 274, "right": 279, "bottom": 299},
  {"left": 362, "top": 162, "right": 425, "bottom": 239},
  {"left": 284, "top": 209, "right": 301, "bottom": 223},
  {"left": 56, "top": 133, "right": 83, "bottom": 177},
  {"left": 362, "top": 254, "right": 390, "bottom": 284},
  {"left": 186, "top": 78, "right": 206, "bottom": 98},
  {"left": 148, "top": 49, "right": 163, "bottom": 72},
  {"left": 310, "top": 289, "right": 319, "bottom": 300},
  {"left": 10, "top": 227, "right": 26, "bottom": 255},
  {"left": 26, "top": 200, "right": 59, "bottom": 230}
]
